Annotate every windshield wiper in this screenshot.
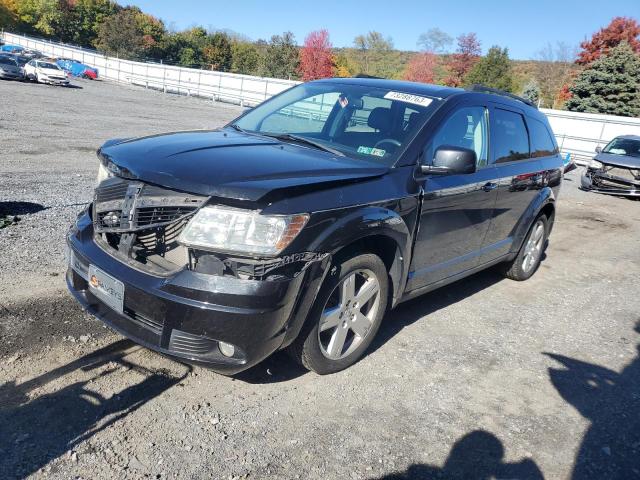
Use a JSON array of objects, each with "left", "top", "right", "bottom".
[
  {"left": 228, "top": 123, "right": 245, "bottom": 132},
  {"left": 262, "top": 133, "right": 345, "bottom": 157}
]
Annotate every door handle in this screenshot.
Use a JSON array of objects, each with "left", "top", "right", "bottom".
[{"left": 482, "top": 182, "right": 498, "bottom": 192}]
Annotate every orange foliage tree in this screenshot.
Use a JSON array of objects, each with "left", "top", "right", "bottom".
[
  {"left": 403, "top": 52, "right": 437, "bottom": 83},
  {"left": 576, "top": 17, "right": 640, "bottom": 65},
  {"left": 298, "top": 29, "right": 334, "bottom": 81}
]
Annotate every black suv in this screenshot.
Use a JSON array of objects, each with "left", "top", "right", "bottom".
[{"left": 67, "top": 78, "right": 562, "bottom": 375}]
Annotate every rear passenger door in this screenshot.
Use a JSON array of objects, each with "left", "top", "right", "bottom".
[{"left": 480, "top": 105, "right": 544, "bottom": 262}]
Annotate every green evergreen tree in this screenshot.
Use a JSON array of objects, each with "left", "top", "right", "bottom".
[
  {"left": 565, "top": 42, "right": 640, "bottom": 117},
  {"left": 521, "top": 80, "right": 541, "bottom": 105},
  {"left": 464, "top": 46, "right": 514, "bottom": 92}
]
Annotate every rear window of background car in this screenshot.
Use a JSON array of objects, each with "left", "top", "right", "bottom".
[{"left": 493, "top": 109, "right": 530, "bottom": 163}]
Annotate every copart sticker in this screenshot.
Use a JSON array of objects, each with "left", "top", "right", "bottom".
[
  {"left": 384, "top": 91, "right": 433, "bottom": 107},
  {"left": 357, "top": 146, "right": 386, "bottom": 157}
]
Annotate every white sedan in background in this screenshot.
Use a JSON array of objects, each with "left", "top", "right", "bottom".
[{"left": 24, "top": 59, "right": 69, "bottom": 86}]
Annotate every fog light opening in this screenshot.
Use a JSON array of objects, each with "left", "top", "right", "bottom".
[{"left": 218, "top": 341, "right": 235, "bottom": 358}]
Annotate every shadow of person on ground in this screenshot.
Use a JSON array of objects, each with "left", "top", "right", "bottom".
[
  {"left": 545, "top": 320, "right": 640, "bottom": 480},
  {"left": 0, "top": 339, "right": 191, "bottom": 479},
  {"left": 371, "top": 430, "right": 543, "bottom": 480}
]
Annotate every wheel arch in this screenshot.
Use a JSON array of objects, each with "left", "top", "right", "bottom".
[{"left": 511, "top": 187, "right": 556, "bottom": 255}]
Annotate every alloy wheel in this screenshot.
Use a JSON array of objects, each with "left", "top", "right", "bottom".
[
  {"left": 318, "top": 269, "right": 381, "bottom": 360},
  {"left": 522, "top": 220, "right": 545, "bottom": 272}
]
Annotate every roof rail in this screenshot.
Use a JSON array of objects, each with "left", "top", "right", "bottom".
[
  {"left": 467, "top": 84, "right": 537, "bottom": 109},
  {"left": 354, "top": 73, "right": 383, "bottom": 79}
]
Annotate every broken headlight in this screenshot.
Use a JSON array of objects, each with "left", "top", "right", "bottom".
[
  {"left": 589, "top": 159, "right": 604, "bottom": 170},
  {"left": 96, "top": 161, "right": 113, "bottom": 185},
  {"left": 178, "top": 206, "right": 309, "bottom": 256}
]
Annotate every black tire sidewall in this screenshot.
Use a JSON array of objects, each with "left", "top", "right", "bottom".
[
  {"left": 511, "top": 215, "right": 548, "bottom": 280},
  {"left": 296, "top": 253, "right": 389, "bottom": 374}
]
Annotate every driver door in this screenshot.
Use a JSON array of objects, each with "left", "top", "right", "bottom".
[{"left": 406, "top": 104, "right": 499, "bottom": 291}]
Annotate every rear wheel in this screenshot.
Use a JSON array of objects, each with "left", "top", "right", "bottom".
[
  {"left": 289, "top": 253, "right": 389, "bottom": 374},
  {"left": 502, "top": 215, "right": 548, "bottom": 281}
]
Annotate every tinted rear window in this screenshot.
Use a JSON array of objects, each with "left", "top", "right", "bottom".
[
  {"left": 493, "top": 109, "right": 530, "bottom": 163},
  {"left": 528, "top": 118, "right": 557, "bottom": 158},
  {"left": 0, "top": 57, "right": 16, "bottom": 65}
]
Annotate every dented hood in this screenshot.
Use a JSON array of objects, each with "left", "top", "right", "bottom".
[
  {"left": 98, "top": 130, "right": 388, "bottom": 202},
  {"left": 595, "top": 152, "right": 640, "bottom": 170}
]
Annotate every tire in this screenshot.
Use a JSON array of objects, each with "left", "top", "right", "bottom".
[
  {"left": 288, "top": 253, "right": 389, "bottom": 374},
  {"left": 501, "top": 214, "right": 548, "bottom": 281}
]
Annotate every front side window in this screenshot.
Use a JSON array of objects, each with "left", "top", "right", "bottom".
[
  {"left": 233, "top": 82, "right": 441, "bottom": 165},
  {"left": 529, "top": 118, "right": 557, "bottom": 158},
  {"left": 603, "top": 137, "right": 640, "bottom": 158},
  {"left": 431, "top": 106, "right": 489, "bottom": 167},
  {"left": 492, "top": 109, "right": 530, "bottom": 163}
]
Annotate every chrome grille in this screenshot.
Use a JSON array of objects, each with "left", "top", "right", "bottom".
[
  {"left": 93, "top": 177, "right": 208, "bottom": 233},
  {"left": 603, "top": 166, "right": 640, "bottom": 184}
]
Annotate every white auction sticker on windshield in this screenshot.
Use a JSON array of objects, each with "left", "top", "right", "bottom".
[{"left": 384, "top": 91, "right": 433, "bottom": 107}]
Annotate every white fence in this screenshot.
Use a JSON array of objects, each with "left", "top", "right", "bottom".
[
  {"left": 542, "top": 109, "right": 640, "bottom": 164},
  {"left": 1, "top": 31, "right": 298, "bottom": 106},
  {"left": 3, "top": 31, "right": 640, "bottom": 163}
]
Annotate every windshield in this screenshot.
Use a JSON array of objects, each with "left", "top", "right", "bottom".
[
  {"left": 38, "top": 62, "right": 60, "bottom": 70},
  {"left": 603, "top": 137, "right": 640, "bottom": 158},
  {"left": 0, "top": 57, "right": 17, "bottom": 66},
  {"left": 232, "top": 82, "right": 440, "bottom": 165}
]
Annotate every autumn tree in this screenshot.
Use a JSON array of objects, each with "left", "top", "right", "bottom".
[
  {"left": 566, "top": 42, "right": 640, "bottom": 117},
  {"left": 0, "top": 0, "right": 18, "bottom": 29},
  {"left": 445, "top": 32, "right": 481, "bottom": 87},
  {"left": 202, "top": 32, "right": 232, "bottom": 71},
  {"left": 577, "top": 17, "right": 640, "bottom": 65},
  {"left": 403, "top": 52, "right": 437, "bottom": 83},
  {"left": 465, "top": 46, "right": 513, "bottom": 92},
  {"left": 334, "top": 52, "right": 355, "bottom": 77},
  {"left": 298, "top": 29, "right": 334, "bottom": 81}
]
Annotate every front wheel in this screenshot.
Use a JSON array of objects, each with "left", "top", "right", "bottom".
[
  {"left": 501, "top": 215, "right": 548, "bottom": 281},
  {"left": 289, "top": 253, "right": 389, "bottom": 374}
]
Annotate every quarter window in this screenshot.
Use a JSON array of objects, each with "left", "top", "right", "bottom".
[
  {"left": 431, "top": 107, "right": 489, "bottom": 167},
  {"left": 493, "top": 109, "right": 530, "bottom": 163},
  {"left": 528, "top": 118, "right": 557, "bottom": 158}
]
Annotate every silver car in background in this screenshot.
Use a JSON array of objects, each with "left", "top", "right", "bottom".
[{"left": 0, "top": 55, "right": 25, "bottom": 81}]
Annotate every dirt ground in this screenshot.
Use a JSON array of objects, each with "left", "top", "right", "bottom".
[{"left": 1, "top": 78, "right": 639, "bottom": 480}]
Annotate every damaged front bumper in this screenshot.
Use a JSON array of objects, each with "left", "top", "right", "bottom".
[
  {"left": 580, "top": 168, "right": 640, "bottom": 197},
  {"left": 66, "top": 210, "right": 330, "bottom": 374}
]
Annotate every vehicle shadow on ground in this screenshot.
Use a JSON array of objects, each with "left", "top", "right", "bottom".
[
  {"left": 0, "top": 339, "right": 190, "bottom": 479},
  {"left": 543, "top": 320, "right": 640, "bottom": 479},
  {"left": 369, "top": 430, "right": 543, "bottom": 479},
  {"left": 370, "top": 268, "right": 506, "bottom": 356}
]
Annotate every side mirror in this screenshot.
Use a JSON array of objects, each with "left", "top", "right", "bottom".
[
  {"left": 421, "top": 145, "right": 477, "bottom": 175},
  {"left": 595, "top": 146, "right": 602, "bottom": 153}
]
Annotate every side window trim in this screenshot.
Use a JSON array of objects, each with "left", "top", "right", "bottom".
[{"left": 489, "top": 105, "right": 532, "bottom": 165}]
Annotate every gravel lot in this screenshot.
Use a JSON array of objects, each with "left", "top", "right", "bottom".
[{"left": 1, "top": 78, "right": 639, "bottom": 480}]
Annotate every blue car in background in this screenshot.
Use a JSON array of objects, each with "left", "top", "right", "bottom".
[
  {"left": 0, "top": 45, "right": 25, "bottom": 54},
  {"left": 56, "top": 58, "right": 98, "bottom": 79}
]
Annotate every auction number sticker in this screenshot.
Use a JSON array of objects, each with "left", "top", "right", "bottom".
[{"left": 384, "top": 91, "right": 433, "bottom": 107}]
